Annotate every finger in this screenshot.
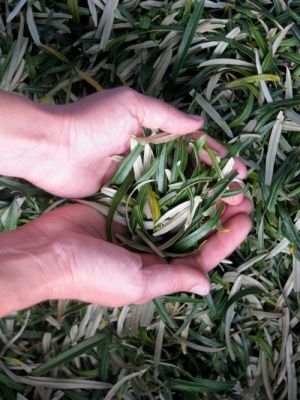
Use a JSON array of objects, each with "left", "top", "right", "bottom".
[
  {"left": 220, "top": 197, "right": 253, "bottom": 223},
  {"left": 191, "top": 131, "right": 247, "bottom": 180},
  {"left": 195, "top": 214, "right": 252, "bottom": 272},
  {"left": 172, "top": 213, "right": 251, "bottom": 273},
  {"left": 139, "top": 263, "right": 211, "bottom": 302},
  {"left": 134, "top": 91, "right": 204, "bottom": 134},
  {"left": 221, "top": 182, "right": 244, "bottom": 206},
  {"left": 231, "top": 158, "right": 247, "bottom": 180}
]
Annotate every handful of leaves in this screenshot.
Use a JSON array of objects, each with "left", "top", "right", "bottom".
[{"left": 85, "top": 131, "right": 243, "bottom": 258}]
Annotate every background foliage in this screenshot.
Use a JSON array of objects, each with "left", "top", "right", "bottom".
[{"left": 0, "top": 0, "right": 300, "bottom": 399}]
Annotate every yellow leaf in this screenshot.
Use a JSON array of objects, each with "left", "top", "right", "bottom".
[
  {"left": 148, "top": 190, "right": 161, "bottom": 223},
  {"left": 67, "top": 0, "right": 80, "bottom": 23},
  {"left": 40, "top": 44, "right": 70, "bottom": 63},
  {"left": 75, "top": 67, "right": 103, "bottom": 92},
  {"left": 226, "top": 74, "right": 280, "bottom": 88},
  {"left": 39, "top": 95, "right": 53, "bottom": 104},
  {"left": 117, "top": 74, "right": 129, "bottom": 86}
]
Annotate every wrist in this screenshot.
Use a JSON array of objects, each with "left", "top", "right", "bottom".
[
  {"left": 0, "top": 228, "right": 61, "bottom": 317},
  {"left": 0, "top": 91, "right": 67, "bottom": 183}
]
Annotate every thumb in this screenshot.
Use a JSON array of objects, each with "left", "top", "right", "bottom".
[
  {"left": 134, "top": 91, "right": 204, "bottom": 134},
  {"left": 139, "top": 263, "right": 210, "bottom": 303}
]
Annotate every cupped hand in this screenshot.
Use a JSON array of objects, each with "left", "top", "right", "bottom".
[
  {"left": 38, "top": 88, "right": 245, "bottom": 198},
  {"left": 38, "top": 87, "right": 204, "bottom": 198},
  {"left": 13, "top": 201, "right": 251, "bottom": 310}
]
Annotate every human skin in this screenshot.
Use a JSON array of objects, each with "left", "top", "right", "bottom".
[{"left": 0, "top": 88, "right": 252, "bottom": 317}]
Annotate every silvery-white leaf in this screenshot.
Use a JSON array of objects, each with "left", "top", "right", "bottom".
[
  {"left": 265, "top": 111, "right": 284, "bottom": 186},
  {"left": 206, "top": 72, "right": 222, "bottom": 101},
  {"left": 101, "top": 187, "right": 118, "bottom": 198},
  {"left": 143, "top": 144, "right": 154, "bottom": 169},
  {"left": 153, "top": 209, "right": 190, "bottom": 236},
  {"left": 104, "top": 369, "right": 148, "bottom": 400},
  {"left": 130, "top": 137, "right": 144, "bottom": 180},
  {"left": 127, "top": 40, "right": 157, "bottom": 51},
  {"left": 285, "top": 66, "right": 293, "bottom": 99},
  {"left": 125, "top": 179, "right": 155, "bottom": 233},
  {"left": 286, "top": 334, "right": 297, "bottom": 400},
  {"left": 184, "top": 196, "right": 202, "bottom": 229},
  {"left": 96, "top": 0, "right": 119, "bottom": 50},
  {"left": 192, "top": 91, "right": 233, "bottom": 138},
  {"left": 282, "top": 120, "right": 300, "bottom": 131},
  {"left": 272, "top": 23, "right": 293, "bottom": 56},
  {"left": 7, "top": 0, "right": 28, "bottom": 22},
  {"left": 221, "top": 157, "right": 235, "bottom": 177},
  {"left": 26, "top": 5, "right": 41, "bottom": 45},
  {"left": 293, "top": 256, "right": 300, "bottom": 293},
  {"left": 155, "top": 200, "right": 191, "bottom": 226},
  {"left": 255, "top": 49, "right": 273, "bottom": 103},
  {"left": 1, "top": 13, "right": 27, "bottom": 91},
  {"left": 147, "top": 47, "right": 173, "bottom": 96},
  {"left": 87, "top": 0, "right": 98, "bottom": 27},
  {"left": 165, "top": 169, "right": 172, "bottom": 183},
  {"left": 154, "top": 320, "right": 165, "bottom": 366}
]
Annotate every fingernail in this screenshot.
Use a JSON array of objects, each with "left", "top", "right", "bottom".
[{"left": 191, "top": 283, "right": 210, "bottom": 296}]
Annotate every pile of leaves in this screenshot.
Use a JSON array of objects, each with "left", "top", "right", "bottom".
[{"left": 83, "top": 132, "right": 241, "bottom": 258}]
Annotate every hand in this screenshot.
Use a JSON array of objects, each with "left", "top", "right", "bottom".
[
  {"left": 0, "top": 88, "right": 202, "bottom": 197},
  {"left": 44, "top": 86, "right": 247, "bottom": 201},
  {"left": 0, "top": 201, "right": 251, "bottom": 317},
  {"left": 28, "top": 87, "right": 205, "bottom": 198},
  {"left": 0, "top": 87, "right": 246, "bottom": 201}
]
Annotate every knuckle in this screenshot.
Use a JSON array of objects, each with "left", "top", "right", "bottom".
[{"left": 119, "top": 86, "right": 137, "bottom": 101}]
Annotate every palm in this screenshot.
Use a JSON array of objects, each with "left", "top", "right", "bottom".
[{"left": 23, "top": 203, "right": 251, "bottom": 306}]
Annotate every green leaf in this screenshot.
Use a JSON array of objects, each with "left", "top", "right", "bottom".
[
  {"left": 262, "top": 50, "right": 276, "bottom": 73},
  {"left": 266, "top": 151, "right": 300, "bottom": 212},
  {"left": 225, "top": 74, "right": 280, "bottom": 89},
  {"left": 1, "top": 197, "right": 25, "bottom": 230},
  {"left": 249, "top": 23, "right": 268, "bottom": 55},
  {"left": 224, "top": 287, "right": 265, "bottom": 312},
  {"left": 130, "top": 203, "right": 146, "bottom": 232},
  {"left": 136, "top": 141, "right": 175, "bottom": 184},
  {"left": 169, "top": 378, "right": 235, "bottom": 393},
  {"left": 106, "top": 173, "right": 134, "bottom": 242},
  {"left": 0, "top": 373, "right": 24, "bottom": 391},
  {"left": 254, "top": 96, "right": 300, "bottom": 115},
  {"left": 152, "top": 298, "right": 177, "bottom": 330},
  {"left": 279, "top": 206, "right": 300, "bottom": 259},
  {"left": 157, "top": 143, "right": 168, "bottom": 193},
  {"left": 139, "top": 16, "right": 151, "bottom": 29},
  {"left": 230, "top": 93, "right": 254, "bottom": 128},
  {"left": 67, "top": 0, "right": 80, "bottom": 23},
  {"left": 282, "top": 52, "right": 300, "bottom": 64},
  {"left": 202, "top": 172, "right": 239, "bottom": 212},
  {"left": 130, "top": 183, "right": 150, "bottom": 231},
  {"left": 171, "top": 0, "right": 204, "bottom": 82},
  {"left": 172, "top": 205, "right": 224, "bottom": 252},
  {"left": 110, "top": 144, "right": 143, "bottom": 186},
  {"left": 33, "top": 334, "right": 106, "bottom": 376},
  {"left": 171, "top": 137, "right": 188, "bottom": 182},
  {"left": 249, "top": 334, "right": 274, "bottom": 363},
  {"left": 203, "top": 143, "right": 222, "bottom": 179}
]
